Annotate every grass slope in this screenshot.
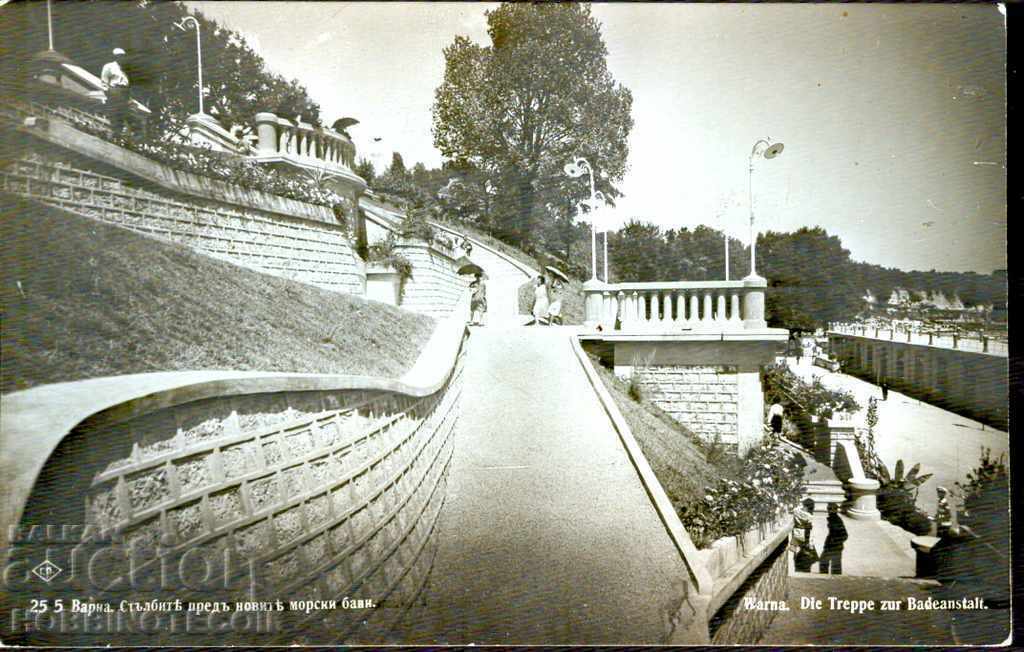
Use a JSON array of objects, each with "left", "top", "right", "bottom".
[
  {"left": 588, "top": 356, "right": 728, "bottom": 511},
  {"left": 0, "top": 193, "right": 436, "bottom": 394}
]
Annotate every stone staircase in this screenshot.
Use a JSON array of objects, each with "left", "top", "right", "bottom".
[{"left": 804, "top": 478, "right": 846, "bottom": 511}]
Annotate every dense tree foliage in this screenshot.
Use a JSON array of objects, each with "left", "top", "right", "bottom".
[
  {"left": 3, "top": 1, "right": 322, "bottom": 138},
  {"left": 432, "top": 3, "right": 633, "bottom": 251}
]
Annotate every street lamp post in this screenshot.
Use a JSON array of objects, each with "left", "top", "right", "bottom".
[
  {"left": 747, "top": 138, "right": 784, "bottom": 278},
  {"left": 563, "top": 157, "right": 606, "bottom": 281},
  {"left": 174, "top": 16, "right": 204, "bottom": 115}
]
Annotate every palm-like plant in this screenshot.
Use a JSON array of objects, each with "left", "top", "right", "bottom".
[{"left": 877, "top": 459, "right": 934, "bottom": 533}]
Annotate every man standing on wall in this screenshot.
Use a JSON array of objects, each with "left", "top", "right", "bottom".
[{"left": 101, "top": 48, "right": 131, "bottom": 140}]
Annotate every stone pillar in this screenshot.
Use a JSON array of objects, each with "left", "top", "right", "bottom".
[
  {"left": 702, "top": 293, "right": 713, "bottom": 325},
  {"left": 735, "top": 364, "right": 764, "bottom": 456},
  {"left": 583, "top": 278, "right": 606, "bottom": 329},
  {"left": 846, "top": 478, "right": 881, "bottom": 520},
  {"left": 689, "top": 294, "right": 700, "bottom": 325},
  {"left": 629, "top": 291, "right": 639, "bottom": 325},
  {"left": 730, "top": 292, "right": 742, "bottom": 323},
  {"left": 254, "top": 112, "right": 279, "bottom": 154},
  {"left": 716, "top": 293, "right": 727, "bottom": 323},
  {"left": 742, "top": 276, "right": 768, "bottom": 329}
]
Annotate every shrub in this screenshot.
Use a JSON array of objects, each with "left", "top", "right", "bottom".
[
  {"left": 677, "top": 435, "right": 806, "bottom": 548},
  {"left": 398, "top": 203, "right": 438, "bottom": 244},
  {"left": 853, "top": 397, "right": 885, "bottom": 479},
  {"left": 956, "top": 447, "right": 1009, "bottom": 545},
  {"left": 762, "top": 362, "right": 860, "bottom": 420},
  {"left": 366, "top": 235, "right": 413, "bottom": 301},
  {"left": 627, "top": 376, "right": 644, "bottom": 402}
]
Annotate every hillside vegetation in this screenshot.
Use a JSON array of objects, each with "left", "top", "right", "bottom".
[{"left": 0, "top": 193, "right": 435, "bottom": 394}]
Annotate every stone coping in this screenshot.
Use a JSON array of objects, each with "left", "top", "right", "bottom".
[
  {"left": 826, "top": 329, "right": 1008, "bottom": 359},
  {"left": 359, "top": 196, "right": 540, "bottom": 279},
  {"left": 702, "top": 517, "right": 794, "bottom": 617},
  {"left": 593, "top": 279, "right": 767, "bottom": 290},
  {"left": 0, "top": 290, "right": 471, "bottom": 558},
  {"left": 579, "top": 329, "right": 790, "bottom": 342},
  {"left": 14, "top": 115, "right": 339, "bottom": 227},
  {"left": 569, "top": 334, "right": 713, "bottom": 595}
]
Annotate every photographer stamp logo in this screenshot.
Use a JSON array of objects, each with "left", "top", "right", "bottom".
[{"left": 31, "top": 560, "right": 63, "bottom": 583}]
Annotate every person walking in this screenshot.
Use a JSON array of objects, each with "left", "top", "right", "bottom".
[
  {"left": 101, "top": 48, "right": 131, "bottom": 140},
  {"left": 767, "top": 401, "right": 784, "bottom": 437},
  {"left": 469, "top": 273, "right": 487, "bottom": 326},
  {"left": 525, "top": 275, "right": 549, "bottom": 326},
  {"left": 819, "top": 503, "right": 848, "bottom": 574},
  {"left": 881, "top": 378, "right": 889, "bottom": 401},
  {"left": 547, "top": 278, "right": 564, "bottom": 325}
]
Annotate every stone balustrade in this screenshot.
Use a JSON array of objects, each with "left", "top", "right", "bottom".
[
  {"left": 830, "top": 322, "right": 1007, "bottom": 357},
  {"left": 584, "top": 277, "right": 768, "bottom": 332},
  {"left": 254, "top": 112, "right": 356, "bottom": 170}
]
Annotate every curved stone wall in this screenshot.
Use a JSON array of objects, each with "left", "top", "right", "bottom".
[{"left": 1, "top": 282, "right": 469, "bottom": 646}]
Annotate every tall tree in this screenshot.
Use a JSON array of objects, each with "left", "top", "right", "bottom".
[{"left": 432, "top": 3, "right": 633, "bottom": 250}]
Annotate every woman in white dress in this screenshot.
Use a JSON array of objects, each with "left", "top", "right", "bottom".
[
  {"left": 527, "top": 275, "right": 549, "bottom": 325},
  {"left": 546, "top": 279, "right": 564, "bottom": 325}
]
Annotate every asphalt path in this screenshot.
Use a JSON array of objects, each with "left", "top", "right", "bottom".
[{"left": 401, "top": 326, "right": 690, "bottom": 644}]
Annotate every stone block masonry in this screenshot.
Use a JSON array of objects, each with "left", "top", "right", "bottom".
[
  {"left": 9, "top": 351, "right": 465, "bottom": 645},
  {"left": 635, "top": 365, "right": 740, "bottom": 447},
  {"left": 0, "top": 132, "right": 364, "bottom": 296},
  {"left": 709, "top": 538, "right": 790, "bottom": 644},
  {"left": 394, "top": 241, "right": 470, "bottom": 319}
]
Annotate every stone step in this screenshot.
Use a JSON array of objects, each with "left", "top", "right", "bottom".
[{"left": 803, "top": 479, "right": 846, "bottom": 511}]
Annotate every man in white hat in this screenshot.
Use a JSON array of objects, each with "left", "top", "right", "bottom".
[{"left": 101, "top": 48, "right": 131, "bottom": 139}]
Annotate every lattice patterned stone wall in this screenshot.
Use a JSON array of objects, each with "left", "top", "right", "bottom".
[
  {"left": 633, "top": 365, "right": 740, "bottom": 446},
  {"left": 40, "top": 349, "right": 465, "bottom": 644},
  {"left": 393, "top": 241, "right": 470, "bottom": 319},
  {"left": 709, "top": 539, "right": 790, "bottom": 644},
  {"left": 0, "top": 153, "right": 364, "bottom": 295}
]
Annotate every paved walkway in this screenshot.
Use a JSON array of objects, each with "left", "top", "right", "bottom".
[
  {"left": 786, "top": 358, "right": 1008, "bottom": 514},
  {"left": 400, "top": 326, "right": 690, "bottom": 644},
  {"left": 793, "top": 512, "right": 915, "bottom": 578}
]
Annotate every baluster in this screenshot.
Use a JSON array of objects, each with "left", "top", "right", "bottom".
[
  {"left": 730, "top": 292, "right": 742, "bottom": 323},
  {"left": 689, "top": 294, "right": 699, "bottom": 326},
  {"left": 702, "top": 292, "right": 713, "bottom": 325},
  {"left": 601, "top": 291, "right": 611, "bottom": 328},
  {"left": 629, "top": 291, "right": 639, "bottom": 326},
  {"left": 616, "top": 291, "right": 625, "bottom": 330},
  {"left": 675, "top": 291, "right": 686, "bottom": 325},
  {"left": 716, "top": 292, "right": 727, "bottom": 323},
  {"left": 650, "top": 291, "right": 661, "bottom": 327}
]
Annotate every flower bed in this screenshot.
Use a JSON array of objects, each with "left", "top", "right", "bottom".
[
  {"left": 676, "top": 435, "right": 807, "bottom": 549},
  {"left": 23, "top": 100, "right": 349, "bottom": 210}
]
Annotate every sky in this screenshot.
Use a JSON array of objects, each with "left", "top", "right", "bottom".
[{"left": 185, "top": 2, "right": 1006, "bottom": 274}]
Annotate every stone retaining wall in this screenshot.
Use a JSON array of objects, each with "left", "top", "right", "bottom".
[
  {"left": 393, "top": 241, "right": 469, "bottom": 319},
  {"left": 6, "top": 349, "right": 464, "bottom": 645},
  {"left": 708, "top": 537, "right": 790, "bottom": 644},
  {"left": 633, "top": 365, "right": 740, "bottom": 447},
  {"left": 0, "top": 151, "right": 364, "bottom": 295}
]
